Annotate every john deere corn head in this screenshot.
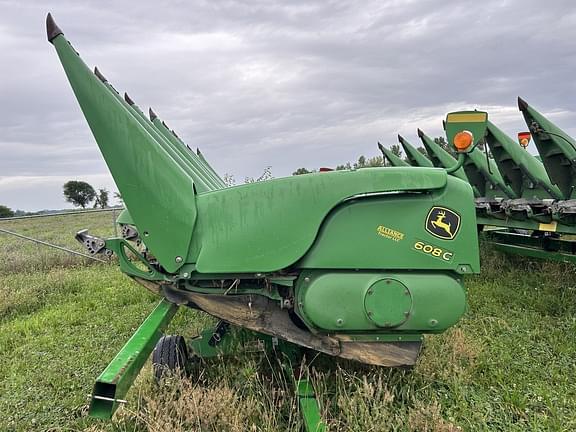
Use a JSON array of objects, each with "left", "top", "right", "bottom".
[
  {"left": 381, "top": 102, "right": 576, "bottom": 265},
  {"left": 47, "top": 14, "right": 480, "bottom": 428}
]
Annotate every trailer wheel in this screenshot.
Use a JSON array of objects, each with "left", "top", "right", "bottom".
[{"left": 152, "top": 335, "right": 189, "bottom": 381}]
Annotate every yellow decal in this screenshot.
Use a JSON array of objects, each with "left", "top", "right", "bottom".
[
  {"left": 377, "top": 225, "right": 405, "bottom": 242},
  {"left": 446, "top": 112, "right": 488, "bottom": 123},
  {"left": 538, "top": 221, "right": 557, "bottom": 232},
  {"left": 413, "top": 240, "right": 454, "bottom": 262}
]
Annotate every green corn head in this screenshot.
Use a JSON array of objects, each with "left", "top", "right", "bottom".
[
  {"left": 381, "top": 96, "right": 576, "bottom": 262},
  {"left": 47, "top": 13, "right": 481, "bottom": 417}
]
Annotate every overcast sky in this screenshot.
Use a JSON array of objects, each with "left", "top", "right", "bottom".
[{"left": 1, "top": 0, "right": 575, "bottom": 211}]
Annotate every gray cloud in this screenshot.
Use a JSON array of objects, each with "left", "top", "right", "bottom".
[{"left": 1, "top": 0, "right": 575, "bottom": 210}]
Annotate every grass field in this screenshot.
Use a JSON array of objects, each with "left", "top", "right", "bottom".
[{"left": 0, "top": 211, "right": 575, "bottom": 431}]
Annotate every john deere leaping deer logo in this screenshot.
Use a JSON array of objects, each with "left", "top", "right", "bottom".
[{"left": 425, "top": 207, "right": 461, "bottom": 240}]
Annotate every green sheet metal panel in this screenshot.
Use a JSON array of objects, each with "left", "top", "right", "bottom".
[
  {"left": 299, "top": 174, "right": 479, "bottom": 273},
  {"left": 49, "top": 18, "right": 196, "bottom": 273},
  {"left": 365, "top": 278, "right": 413, "bottom": 327},
  {"left": 296, "top": 271, "right": 466, "bottom": 333},
  {"left": 191, "top": 167, "right": 450, "bottom": 273}
]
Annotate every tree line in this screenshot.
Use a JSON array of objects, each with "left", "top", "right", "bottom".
[
  {"left": 0, "top": 181, "right": 116, "bottom": 219},
  {"left": 292, "top": 137, "right": 452, "bottom": 175}
]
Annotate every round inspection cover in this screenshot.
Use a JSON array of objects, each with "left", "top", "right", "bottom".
[{"left": 364, "top": 278, "right": 412, "bottom": 327}]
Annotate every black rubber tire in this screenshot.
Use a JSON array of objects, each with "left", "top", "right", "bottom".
[{"left": 152, "top": 335, "right": 189, "bottom": 381}]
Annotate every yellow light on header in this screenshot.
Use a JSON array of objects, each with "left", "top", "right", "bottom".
[{"left": 453, "top": 130, "right": 474, "bottom": 152}]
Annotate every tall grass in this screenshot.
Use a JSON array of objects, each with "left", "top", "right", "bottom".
[
  {"left": 0, "top": 210, "right": 119, "bottom": 275},
  {"left": 0, "top": 214, "right": 575, "bottom": 431}
]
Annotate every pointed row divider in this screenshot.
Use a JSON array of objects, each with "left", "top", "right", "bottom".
[
  {"left": 398, "top": 135, "right": 433, "bottom": 167},
  {"left": 123, "top": 96, "right": 214, "bottom": 192},
  {"left": 460, "top": 145, "right": 516, "bottom": 198},
  {"left": 377, "top": 142, "right": 410, "bottom": 166},
  {"left": 382, "top": 97, "right": 575, "bottom": 203},
  {"left": 518, "top": 97, "right": 576, "bottom": 199},
  {"left": 92, "top": 68, "right": 211, "bottom": 193},
  {"left": 196, "top": 148, "right": 226, "bottom": 187},
  {"left": 485, "top": 120, "right": 563, "bottom": 200},
  {"left": 162, "top": 125, "right": 225, "bottom": 188},
  {"left": 150, "top": 115, "right": 224, "bottom": 190},
  {"left": 417, "top": 129, "right": 479, "bottom": 195},
  {"left": 47, "top": 13, "right": 195, "bottom": 272},
  {"left": 155, "top": 120, "right": 225, "bottom": 188}
]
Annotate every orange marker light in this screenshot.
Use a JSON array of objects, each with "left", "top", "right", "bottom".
[
  {"left": 518, "top": 132, "right": 531, "bottom": 148},
  {"left": 453, "top": 130, "right": 474, "bottom": 152}
]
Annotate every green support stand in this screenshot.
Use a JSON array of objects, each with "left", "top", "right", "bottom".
[
  {"left": 89, "top": 299, "right": 179, "bottom": 419},
  {"left": 188, "top": 322, "right": 327, "bottom": 432},
  {"left": 296, "top": 379, "right": 326, "bottom": 432},
  {"left": 493, "top": 243, "right": 576, "bottom": 262},
  {"left": 89, "top": 310, "right": 327, "bottom": 430},
  {"left": 485, "top": 230, "right": 576, "bottom": 263}
]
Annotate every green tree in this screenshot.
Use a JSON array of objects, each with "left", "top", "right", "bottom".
[
  {"left": 353, "top": 155, "right": 384, "bottom": 169},
  {"left": 223, "top": 174, "right": 236, "bottom": 187},
  {"left": 94, "top": 188, "right": 109, "bottom": 208},
  {"left": 390, "top": 144, "right": 403, "bottom": 158},
  {"left": 245, "top": 167, "right": 273, "bottom": 183},
  {"left": 63, "top": 180, "right": 96, "bottom": 209},
  {"left": 293, "top": 168, "right": 312, "bottom": 176},
  {"left": 335, "top": 162, "right": 352, "bottom": 171},
  {"left": 365, "top": 155, "right": 384, "bottom": 167},
  {"left": 354, "top": 155, "right": 367, "bottom": 169},
  {"left": 0, "top": 205, "right": 14, "bottom": 218}
]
